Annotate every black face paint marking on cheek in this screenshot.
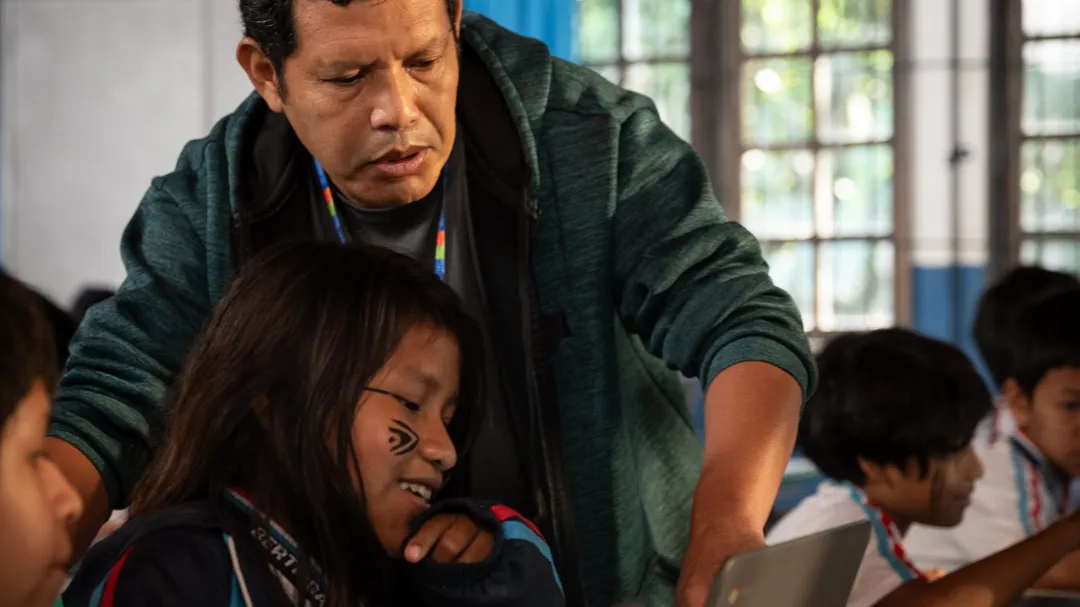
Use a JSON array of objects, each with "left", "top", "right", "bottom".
[
  {"left": 389, "top": 419, "right": 419, "bottom": 456},
  {"left": 929, "top": 466, "right": 946, "bottom": 514}
]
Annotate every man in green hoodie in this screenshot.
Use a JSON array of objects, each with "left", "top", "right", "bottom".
[{"left": 46, "top": 1, "right": 815, "bottom": 606}]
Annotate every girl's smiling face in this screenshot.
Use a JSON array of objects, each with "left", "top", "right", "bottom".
[{"left": 351, "top": 322, "right": 461, "bottom": 555}]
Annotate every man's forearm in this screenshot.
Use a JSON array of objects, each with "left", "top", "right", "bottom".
[
  {"left": 694, "top": 361, "right": 802, "bottom": 529},
  {"left": 46, "top": 437, "right": 111, "bottom": 559}
]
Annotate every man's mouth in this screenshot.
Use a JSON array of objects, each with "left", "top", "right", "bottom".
[
  {"left": 371, "top": 148, "right": 428, "bottom": 178},
  {"left": 375, "top": 145, "right": 425, "bottom": 162}
]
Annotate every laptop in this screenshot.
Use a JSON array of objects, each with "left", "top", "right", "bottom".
[{"left": 706, "top": 520, "right": 872, "bottom": 607}]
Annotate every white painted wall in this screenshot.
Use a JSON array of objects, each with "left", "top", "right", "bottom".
[
  {"left": 908, "top": 0, "right": 990, "bottom": 269},
  {"left": 0, "top": 0, "right": 250, "bottom": 306}
]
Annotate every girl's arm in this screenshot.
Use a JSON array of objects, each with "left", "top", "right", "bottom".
[{"left": 406, "top": 500, "right": 565, "bottom": 607}]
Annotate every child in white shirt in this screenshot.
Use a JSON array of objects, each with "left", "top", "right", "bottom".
[
  {"left": 906, "top": 287, "right": 1080, "bottom": 589},
  {"left": 968, "top": 266, "right": 1076, "bottom": 448},
  {"left": 768, "top": 328, "right": 1080, "bottom": 607}
]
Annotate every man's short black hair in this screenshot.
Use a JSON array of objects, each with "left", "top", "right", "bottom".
[
  {"left": 239, "top": 0, "right": 460, "bottom": 75},
  {"left": 800, "top": 328, "right": 991, "bottom": 486},
  {"left": 973, "top": 266, "right": 1079, "bottom": 389},
  {"left": 0, "top": 270, "right": 58, "bottom": 431},
  {"left": 1009, "top": 287, "right": 1080, "bottom": 396}
]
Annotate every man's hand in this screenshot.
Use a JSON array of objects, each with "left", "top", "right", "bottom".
[
  {"left": 404, "top": 513, "right": 496, "bottom": 564},
  {"left": 675, "top": 520, "right": 765, "bottom": 607}
]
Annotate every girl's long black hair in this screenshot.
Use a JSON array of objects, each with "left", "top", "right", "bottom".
[{"left": 129, "top": 242, "right": 486, "bottom": 606}]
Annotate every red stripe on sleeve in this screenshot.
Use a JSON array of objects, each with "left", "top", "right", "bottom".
[
  {"left": 101, "top": 546, "right": 135, "bottom": 607},
  {"left": 489, "top": 504, "right": 545, "bottom": 540}
]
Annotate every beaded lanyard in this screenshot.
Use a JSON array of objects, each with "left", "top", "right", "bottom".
[
  {"left": 845, "top": 484, "right": 927, "bottom": 582},
  {"left": 1011, "top": 429, "right": 1070, "bottom": 531},
  {"left": 313, "top": 158, "right": 447, "bottom": 280}
]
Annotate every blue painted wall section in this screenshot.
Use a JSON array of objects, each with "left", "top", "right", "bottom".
[
  {"left": 912, "top": 265, "right": 987, "bottom": 368},
  {"left": 463, "top": 0, "right": 577, "bottom": 62}
]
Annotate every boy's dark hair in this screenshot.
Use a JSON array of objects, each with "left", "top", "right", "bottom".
[
  {"left": 30, "top": 290, "right": 76, "bottom": 373},
  {"left": 1009, "top": 287, "right": 1080, "bottom": 396},
  {"left": 129, "top": 242, "right": 486, "bottom": 607},
  {"left": 800, "top": 328, "right": 991, "bottom": 486},
  {"left": 0, "top": 271, "right": 58, "bottom": 430},
  {"left": 973, "top": 266, "right": 1079, "bottom": 388},
  {"left": 239, "top": 0, "right": 460, "bottom": 76}
]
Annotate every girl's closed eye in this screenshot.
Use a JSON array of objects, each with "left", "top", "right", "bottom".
[
  {"left": 397, "top": 396, "right": 422, "bottom": 413},
  {"left": 441, "top": 403, "right": 458, "bottom": 427},
  {"left": 365, "top": 387, "right": 423, "bottom": 413}
]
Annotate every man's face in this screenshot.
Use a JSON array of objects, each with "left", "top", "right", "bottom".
[
  {"left": 255, "top": 0, "right": 460, "bottom": 208},
  {"left": 1009, "top": 367, "right": 1080, "bottom": 477}
]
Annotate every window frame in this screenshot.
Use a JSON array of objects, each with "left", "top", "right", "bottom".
[
  {"left": 988, "top": 0, "right": 1080, "bottom": 278},
  {"left": 698, "top": 0, "right": 912, "bottom": 335},
  {"left": 579, "top": 0, "right": 693, "bottom": 141}
]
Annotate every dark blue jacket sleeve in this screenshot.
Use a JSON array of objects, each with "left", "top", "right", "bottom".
[
  {"left": 405, "top": 499, "right": 565, "bottom": 607},
  {"left": 63, "top": 528, "right": 234, "bottom": 607}
]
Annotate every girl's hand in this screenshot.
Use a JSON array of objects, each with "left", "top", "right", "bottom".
[{"left": 404, "top": 513, "right": 495, "bottom": 564}]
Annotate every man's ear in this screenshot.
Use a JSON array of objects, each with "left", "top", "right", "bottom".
[
  {"left": 452, "top": 0, "right": 463, "bottom": 35},
  {"left": 237, "top": 37, "right": 285, "bottom": 113},
  {"left": 1003, "top": 378, "right": 1033, "bottom": 428}
]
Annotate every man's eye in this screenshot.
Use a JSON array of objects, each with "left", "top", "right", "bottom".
[{"left": 328, "top": 73, "right": 363, "bottom": 85}]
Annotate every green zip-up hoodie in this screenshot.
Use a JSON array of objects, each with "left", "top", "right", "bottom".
[{"left": 51, "top": 12, "right": 814, "bottom": 607}]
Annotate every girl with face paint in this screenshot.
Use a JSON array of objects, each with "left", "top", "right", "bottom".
[{"left": 62, "top": 242, "right": 563, "bottom": 607}]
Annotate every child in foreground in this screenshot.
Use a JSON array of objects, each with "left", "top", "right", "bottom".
[
  {"left": 906, "top": 288, "right": 1080, "bottom": 588},
  {"left": 63, "top": 243, "right": 563, "bottom": 607},
  {"left": 767, "top": 328, "right": 1080, "bottom": 607},
  {"left": 0, "top": 272, "right": 84, "bottom": 607}
]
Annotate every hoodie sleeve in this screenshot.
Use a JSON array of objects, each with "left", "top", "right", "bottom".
[
  {"left": 611, "top": 105, "right": 816, "bottom": 397},
  {"left": 406, "top": 500, "right": 565, "bottom": 607},
  {"left": 49, "top": 142, "right": 228, "bottom": 508}
]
